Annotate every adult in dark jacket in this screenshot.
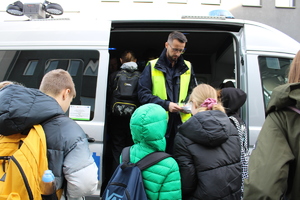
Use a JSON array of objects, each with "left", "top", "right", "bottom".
[
  {"left": 138, "top": 31, "right": 197, "bottom": 153},
  {"left": 173, "top": 84, "right": 242, "bottom": 200},
  {"left": 0, "top": 69, "right": 98, "bottom": 200},
  {"left": 102, "top": 51, "right": 139, "bottom": 194},
  {"left": 109, "top": 50, "right": 137, "bottom": 171}
]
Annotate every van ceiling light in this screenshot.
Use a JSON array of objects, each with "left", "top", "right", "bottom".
[
  {"left": 209, "top": 9, "right": 234, "bottom": 19},
  {"left": 6, "top": 1, "right": 24, "bottom": 16},
  {"left": 44, "top": 1, "right": 63, "bottom": 15}
]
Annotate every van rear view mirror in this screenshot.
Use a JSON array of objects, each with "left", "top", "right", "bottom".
[{"left": 266, "top": 57, "right": 280, "bottom": 70}]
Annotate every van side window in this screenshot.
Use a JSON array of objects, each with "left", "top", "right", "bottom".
[
  {"left": 68, "top": 60, "right": 81, "bottom": 76},
  {"left": 45, "top": 60, "right": 59, "bottom": 73},
  {"left": 82, "top": 59, "right": 99, "bottom": 119},
  {"left": 1, "top": 50, "right": 99, "bottom": 121},
  {"left": 23, "top": 60, "right": 38, "bottom": 76},
  {"left": 259, "top": 56, "right": 292, "bottom": 107}
]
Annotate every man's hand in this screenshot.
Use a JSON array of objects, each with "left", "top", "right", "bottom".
[{"left": 169, "top": 102, "right": 183, "bottom": 112}]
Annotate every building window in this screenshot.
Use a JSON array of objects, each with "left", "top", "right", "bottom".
[
  {"left": 242, "top": 0, "right": 261, "bottom": 6},
  {"left": 201, "top": 0, "right": 221, "bottom": 5},
  {"left": 168, "top": 0, "right": 187, "bottom": 3},
  {"left": 134, "top": 0, "right": 153, "bottom": 2},
  {"left": 275, "top": 0, "right": 295, "bottom": 7}
]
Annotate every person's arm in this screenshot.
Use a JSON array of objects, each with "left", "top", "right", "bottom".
[
  {"left": 158, "top": 158, "right": 182, "bottom": 200},
  {"left": 184, "top": 63, "right": 198, "bottom": 103},
  {"left": 243, "top": 112, "right": 294, "bottom": 200},
  {"left": 137, "top": 63, "right": 170, "bottom": 111},
  {"left": 63, "top": 136, "right": 98, "bottom": 198},
  {"left": 108, "top": 71, "right": 118, "bottom": 109},
  {"left": 190, "top": 64, "right": 198, "bottom": 89},
  {"left": 109, "top": 72, "right": 117, "bottom": 94},
  {"left": 173, "top": 134, "right": 197, "bottom": 197}
]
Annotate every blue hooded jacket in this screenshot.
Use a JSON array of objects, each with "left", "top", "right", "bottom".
[{"left": 0, "top": 84, "right": 98, "bottom": 199}]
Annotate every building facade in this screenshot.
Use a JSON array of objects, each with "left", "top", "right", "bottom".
[{"left": 231, "top": 0, "right": 299, "bottom": 43}]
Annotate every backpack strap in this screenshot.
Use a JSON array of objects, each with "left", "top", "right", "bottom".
[
  {"left": 229, "top": 116, "right": 248, "bottom": 151},
  {"left": 121, "top": 146, "right": 171, "bottom": 171},
  {"left": 137, "top": 152, "right": 171, "bottom": 171},
  {"left": 229, "top": 116, "right": 241, "bottom": 131},
  {"left": 287, "top": 106, "right": 300, "bottom": 114},
  {"left": 121, "top": 146, "right": 131, "bottom": 164}
]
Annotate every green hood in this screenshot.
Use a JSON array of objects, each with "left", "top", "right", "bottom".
[
  {"left": 130, "top": 103, "right": 167, "bottom": 152},
  {"left": 267, "top": 82, "right": 300, "bottom": 115}
]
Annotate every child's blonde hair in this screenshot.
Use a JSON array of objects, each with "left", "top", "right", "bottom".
[
  {"left": 0, "top": 81, "right": 23, "bottom": 89},
  {"left": 189, "top": 84, "right": 225, "bottom": 113},
  {"left": 0, "top": 81, "right": 14, "bottom": 89}
]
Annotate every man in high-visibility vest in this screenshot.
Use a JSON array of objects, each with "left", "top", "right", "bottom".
[{"left": 138, "top": 31, "right": 197, "bottom": 154}]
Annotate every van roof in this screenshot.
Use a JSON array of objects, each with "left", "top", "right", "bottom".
[{"left": 0, "top": 18, "right": 299, "bottom": 55}]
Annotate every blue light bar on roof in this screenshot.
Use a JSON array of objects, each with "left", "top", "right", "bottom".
[{"left": 209, "top": 9, "right": 234, "bottom": 19}]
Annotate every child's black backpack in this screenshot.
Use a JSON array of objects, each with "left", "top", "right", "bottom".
[
  {"left": 111, "top": 69, "right": 141, "bottom": 117},
  {"left": 102, "top": 147, "right": 171, "bottom": 200}
]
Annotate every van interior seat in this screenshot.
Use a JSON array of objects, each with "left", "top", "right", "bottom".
[{"left": 263, "top": 76, "right": 284, "bottom": 91}]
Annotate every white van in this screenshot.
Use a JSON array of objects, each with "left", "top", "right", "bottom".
[{"left": 0, "top": 7, "right": 300, "bottom": 198}]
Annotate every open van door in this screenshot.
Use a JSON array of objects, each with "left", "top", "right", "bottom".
[
  {"left": 242, "top": 21, "right": 300, "bottom": 149},
  {"left": 102, "top": 19, "right": 246, "bottom": 193}
]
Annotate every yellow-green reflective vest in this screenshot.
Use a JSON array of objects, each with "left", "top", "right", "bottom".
[{"left": 149, "top": 58, "right": 192, "bottom": 123}]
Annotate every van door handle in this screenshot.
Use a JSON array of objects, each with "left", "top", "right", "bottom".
[{"left": 85, "top": 133, "right": 95, "bottom": 143}]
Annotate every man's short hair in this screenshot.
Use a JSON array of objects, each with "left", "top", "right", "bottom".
[
  {"left": 167, "top": 31, "right": 188, "bottom": 44},
  {"left": 39, "top": 69, "right": 76, "bottom": 98}
]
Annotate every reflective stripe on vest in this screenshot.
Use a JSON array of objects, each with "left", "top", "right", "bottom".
[{"left": 149, "top": 58, "right": 192, "bottom": 122}]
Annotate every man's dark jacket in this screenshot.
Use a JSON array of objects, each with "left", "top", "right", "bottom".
[{"left": 138, "top": 48, "right": 197, "bottom": 137}]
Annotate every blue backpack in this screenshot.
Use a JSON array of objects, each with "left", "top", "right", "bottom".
[{"left": 102, "top": 147, "right": 171, "bottom": 200}]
